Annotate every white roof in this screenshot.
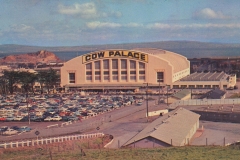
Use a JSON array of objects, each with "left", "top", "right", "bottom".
[
  {"left": 124, "top": 108, "right": 200, "bottom": 146},
  {"left": 133, "top": 48, "right": 189, "bottom": 73}
]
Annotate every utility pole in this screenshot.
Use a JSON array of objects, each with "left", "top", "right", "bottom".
[
  {"left": 143, "top": 83, "right": 149, "bottom": 122},
  {"left": 146, "top": 83, "right": 149, "bottom": 122},
  {"left": 158, "top": 80, "right": 160, "bottom": 105},
  {"left": 166, "top": 85, "right": 169, "bottom": 107},
  {"left": 26, "top": 93, "right": 30, "bottom": 125}
]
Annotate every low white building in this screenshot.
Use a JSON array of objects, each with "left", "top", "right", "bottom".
[{"left": 124, "top": 108, "right": 200, "bottom": 148}]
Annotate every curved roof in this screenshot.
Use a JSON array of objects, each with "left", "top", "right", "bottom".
[
  {"left": 133, "top": 48, "right": 189, "bottom": 73},
  {"left": 65, "top": 48, "right": 189, "bottom": 73}
]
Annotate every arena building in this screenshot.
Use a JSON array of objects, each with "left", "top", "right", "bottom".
[{"left": 60, "top": 48, "right": 236, "bottom": 91}]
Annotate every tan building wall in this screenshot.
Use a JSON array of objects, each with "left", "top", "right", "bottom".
[
  {"left": 60, "top": 49, "right": 190, "bottom": 88},
  {"left": 165, "top": 93, "right": 191, "bottom": 104},
  {"left": 60, "top": 48, "right": 235, "bottom": 90},
  {"left": 172, "top": 80, "right": 234, "bottom": 90},
  {"left": 180, "top": 120, "right": 199, "bottom": 146}
]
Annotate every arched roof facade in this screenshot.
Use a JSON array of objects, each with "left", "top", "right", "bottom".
[{"left": 60, "top": 48, "right": 190, "bottom": 88}]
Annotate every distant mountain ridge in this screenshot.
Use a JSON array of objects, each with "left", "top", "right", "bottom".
[
  {"left": 0, "top": 50, "right": 62, "bottom": 64},
  {"left": 1, "top": 41, "right": 240, "bottom": 59}
]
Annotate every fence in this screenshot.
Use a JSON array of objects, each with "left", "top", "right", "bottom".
[
  {"left": 0, "top": 132, "right": 104, "bottom": 149},
  {"left": 169, "top": 98, "right": 240, "bottom": 109}
]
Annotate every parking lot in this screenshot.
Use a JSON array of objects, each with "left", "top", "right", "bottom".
[
  {"left": 0, "top": 92, "right": 160, "bottom": 141},
  {"left": 1, "top": 87, "right": 240, "bottom": 146}
]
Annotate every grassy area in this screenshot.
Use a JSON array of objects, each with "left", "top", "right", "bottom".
[{"left": 1, "top": 146, "right": 240, "bottom": 160}]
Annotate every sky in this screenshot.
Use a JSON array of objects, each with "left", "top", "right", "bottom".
[{"left": 0, "top": 0, "right": 240, "bottom": 46}]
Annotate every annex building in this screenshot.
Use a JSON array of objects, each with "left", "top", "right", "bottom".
[
  {"left": 60, "top": 48, "right": 236, "bottom": 91},
  {"left": 123, "top": 108, "right": 200, "bottom": 147}
]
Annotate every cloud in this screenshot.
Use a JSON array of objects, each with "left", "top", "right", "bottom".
[
  {"left": 125, "top": 23, "right": 143, "bottom": 27},
  {"left": 58, "top": 2, "right": 122, "bottom": 20},
  {"left": 109, "top": 11, "right": 122, "bottom": 18},
  {"left": 146, "top": 23, "right": 240, "bottom": 30},
  {"left": 86, "top": 21, "right": 122, "bottom": 29},
  {"left": 10, "top": 24, "right": 36, "bottom": 33},
  {"left": 86, "top": 21, "right": 145, "bottom": 29},
  {"left": 146, "top": 23, "right": 171, "bottom": 29},
  {"left": 58, "top": 2, "right": 98, "bottom": 19},
  {"left": 193, "top": 8, "right": 230, "bottom": 20}
]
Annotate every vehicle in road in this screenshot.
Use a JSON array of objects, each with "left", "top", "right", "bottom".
[
  {"left": 51, "top": 115, "right": 62, "bottom": 121},
  {"left": 44, "top": 116, "right": 52, "bottom": 121},
  {"left": 17, "top": 126, "right": 31, "bottom": 132},
  {"left": 3, "top": 128, "right": 18, "bottom": 135},
  {"left": 136, "top": 102, "right": 142, "bottom": 106},
  {"left": 10, "top": 126, "right": 19, "bottom": 130},
  {"left": 0, "top": 126, "right": 8, "bottom": 132}
]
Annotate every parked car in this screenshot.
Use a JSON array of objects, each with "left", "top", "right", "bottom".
[
  {"left": 44, "top": 116, "right": 52, "bottom": 121},
  {"left": 5, "top": 116, "right": 15, "bottom": 121},
  {"left": 3, "top": 128, "right": 18, "bottom": 135},
  {"left": 61, "top": 116, "right": 70, "bottom": 121},
  {"left": 67, "top": 116, "right": 78, "bottom": 121},
  {"left": 30, "top": 116, "right": 39, "bottom": 121},
  {"left": 20, "top": 116, "right": 29, "bottom": 122},
  {"left": 14, "top": 116, "right": 23, "bottom": 121},
  {"left": 33, "top": 116, "right": 45, "bottom": 122},
  {"left": 51, "top": 115, "right": 62, "bottom": 121},
  {"left": 17, "top": 126, "right": 31, "bottom": 132},
  {"left": 0, "top": 117, "right": 6, "bottom": 121}
]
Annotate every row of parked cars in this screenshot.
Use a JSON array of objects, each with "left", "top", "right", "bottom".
[
  {"left": 0, "top": 126, "right": 31, "bottom": 135},
  {"left": 0, "top": 93, "right": 142, "bottom": 123}
]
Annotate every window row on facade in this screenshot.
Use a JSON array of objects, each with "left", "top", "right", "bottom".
[
  {"left": 85, "top": 59, "right": 145, "bottom": 70},
  {"left": 85, "top": 59, "right": 145, "bottom": 83},
  {"left": 172, "top": 85, "right": 221, "bottom": 89}
]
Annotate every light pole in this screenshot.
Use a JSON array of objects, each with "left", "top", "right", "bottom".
[
  {"left": 26, "top": 93, "right": 30, "bottom": 125},
  {"left": 166, "top": 85, "right": 169, "bottom": 107},
  {"left": 158, "top": 80, "right": 161, "bottom": 105},
  {"left": 143, "top": 83, "right": 149, "bottom": 122}
]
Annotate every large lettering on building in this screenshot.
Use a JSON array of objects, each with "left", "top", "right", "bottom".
[{"left": 82, "top": 50, "right": 148, "bottom": 64}]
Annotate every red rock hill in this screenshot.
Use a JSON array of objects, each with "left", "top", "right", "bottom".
[{"left": 0, "top": 50, "right": 62, "bottom": 64}]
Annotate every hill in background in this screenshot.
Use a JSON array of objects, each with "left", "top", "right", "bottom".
[
  {"left": 0, "top": 50, "right": 62, "bottom": 64},
  {"left": 1, "top": 41, "right": 240, "bottom": 60}
]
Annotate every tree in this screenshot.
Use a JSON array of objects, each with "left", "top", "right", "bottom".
[
  {"left": 45, "top": 68, "right": 60, "bottom": 94},
  {"left": 0, "top": 75, "right": 8, "bottom": 95},
  {"left": 3, "top": 70, "right": 19, "bottom": 94},
  {"left": 36, "top": 71, "right": 48, "bottom": 94},
  {"left": 18, "top": 71, "right": 37, "bottom": 94}
]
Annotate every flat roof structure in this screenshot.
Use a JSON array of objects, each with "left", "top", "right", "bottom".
[
  {"left": 200, "top": 89, "right": 226, "bottom": 99},
  {"left": 180, "top": 72, "right": 227, "bottom": 81},
  {"left": 171, "top": 89, "right": 191, "bottom": 100},
  {"left": 178, "top": 105, "right": 240, "bottom": 113}
]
